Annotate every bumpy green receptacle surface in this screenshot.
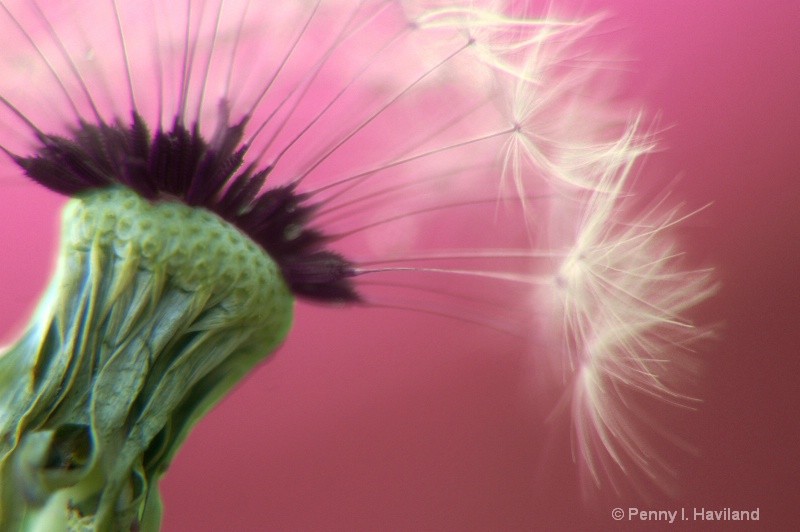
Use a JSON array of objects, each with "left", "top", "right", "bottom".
[{"left": 0, "top": 187, "right": 294, "bottom": 532}]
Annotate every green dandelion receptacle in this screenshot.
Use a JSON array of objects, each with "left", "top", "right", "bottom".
[{"left": 0, "top": 187, "right": 294, "bottom": 531}]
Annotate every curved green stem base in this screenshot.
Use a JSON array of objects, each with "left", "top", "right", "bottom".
[{"left": 0, "top": 188, "right": 294, "bottom": 531}]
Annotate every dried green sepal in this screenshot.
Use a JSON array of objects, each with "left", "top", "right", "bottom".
[{"left": 0, "top": 187, "right": 294, "bottom": 531}]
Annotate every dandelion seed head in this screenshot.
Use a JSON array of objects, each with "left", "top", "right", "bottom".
[{"left": 0, "top": 0, "right": 719, "bottom": 526}]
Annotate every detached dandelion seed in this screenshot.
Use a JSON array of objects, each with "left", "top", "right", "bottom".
[
  {"left": 539, "top": 118, "right": 718, "bottom": 500},
  {"left": 0, "top": 0, "right": 716, "bottom": 530}
]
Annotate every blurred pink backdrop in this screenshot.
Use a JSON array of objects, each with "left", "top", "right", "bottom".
[{"left": 1, "top": 1, "right": 797, "bottom": 530}]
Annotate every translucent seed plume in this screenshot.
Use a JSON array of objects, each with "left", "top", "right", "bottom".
[{"left": 537, "top": 116, "right": 717, "bottom": 499}]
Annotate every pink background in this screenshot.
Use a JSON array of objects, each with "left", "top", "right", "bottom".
[{"left": 1, "top": 1, "right": 798, "bottom": 530}]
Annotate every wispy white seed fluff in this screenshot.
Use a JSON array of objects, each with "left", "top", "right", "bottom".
[{"left": 536, "top": 118, "right": 717, "bottom": 498}]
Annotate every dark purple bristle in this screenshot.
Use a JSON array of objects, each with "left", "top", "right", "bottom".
[{"left": 13, "top": 113, "right": 360, "bottom": 303}]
